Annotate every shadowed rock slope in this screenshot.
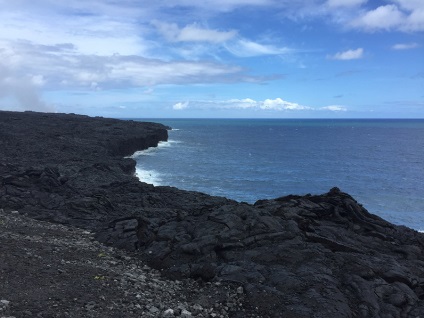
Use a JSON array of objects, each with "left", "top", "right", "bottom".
[{"left": 1, "top": 110, "right": 424, "bottom": 317}]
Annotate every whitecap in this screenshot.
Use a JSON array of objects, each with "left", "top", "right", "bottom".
[
  {"left": 157, "top": 139, "right": 181, "bottom": 149},
  {"left": 130, "top": 140, "right": 181, "bottom": 157},
  {"left": 131, "top": 147, "right": 158, "bottom": 157},
  {"left": 135, "top": 167, "right": 162, "bottom": 186}
]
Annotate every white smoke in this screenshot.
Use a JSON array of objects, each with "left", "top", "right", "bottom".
[{"left": 0, "top": 62, "right": 55, "bottom": 112}]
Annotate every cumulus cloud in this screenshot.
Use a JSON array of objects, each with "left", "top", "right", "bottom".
[
  {"left": 352, "top": 5, "right": 405, "bottom": 31},
  {"left": 329, "top": 48, "right": 364, "bottom": 60},
  {"left": 320, "top": 105, "right": 347, "bottom": 111},
  {"left": 153, "top": 21, "right": 237, "bottom": 43},
  {"left": 260, "top": 98, "right": 311, "bottom": 110},
  {"left": 313, "top": 0, "right": 424, "bottom": 33},
  {"left": 351, "top": 2, "right": 424, "bottom": 32},
  {"left": 173, "top": 101, "right": 189, "bottom": 110},
  {"left": 392, "top": 42, "right": 419, "bottom": 50}
]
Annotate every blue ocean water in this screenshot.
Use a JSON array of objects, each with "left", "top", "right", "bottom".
[{"left": 131, "top": 119, "right": 424, "bottom": 231}]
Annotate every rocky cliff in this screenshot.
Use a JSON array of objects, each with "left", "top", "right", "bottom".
[{"left": 1, "top": 110, "right": 423, "bottom": 317}]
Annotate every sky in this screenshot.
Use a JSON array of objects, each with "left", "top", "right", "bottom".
[{"left": 0, "top": 0, "right": 423, "bottom": 118}]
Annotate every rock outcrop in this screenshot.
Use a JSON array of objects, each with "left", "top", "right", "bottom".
[{"left": 1, "top": 110, "right": 424, "bottom": 317}]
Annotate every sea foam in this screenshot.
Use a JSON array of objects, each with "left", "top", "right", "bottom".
[
  {"left": 135, "top": 168, "right": 162, "bottom": 186},
  {"left": 130, "top": 140, "right": 179, "bottom": 186},
  {"left": 131, "top": 140, "right": 180, "bottom": 157}
]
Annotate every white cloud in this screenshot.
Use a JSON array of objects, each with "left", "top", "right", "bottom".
[
  {"left": 350, "top": 2, "right": 424, "bottom": 32},
  {"left": 106, "top": 57, "right": 247, "bottom": 86},
  {"left": 406, "top": 6, "right": 424, "bottom": 31},
  {"left": 222, "top": 99, "right": 350, "bottom": 113},
  {"left": 260, "top": 98, "right": 311, "bottom": 110},
  {"left": 352, "top": 5, "right": 405, "bottom": 31},
  {"left": 0, "top": 40, "right": 263, "bottom": 90},
  {"left": 392, "top": 42, "right": 419, "bottom": 50},
  {"left": 0, "top": 39, "right": 273, "bottom": 113},
  {"left": 162, "top": 0, "right": 424, "bottom": 29},
  {"left": 329, "top": 48, "right": 364, "bottom": 60},
  {"left": 0, "top": 9, "right": 148, "bottom": 56},
  {"left": 153, "top": 21, "right": 237, "bottom": 43},
  {"left": 320, "top": 105, "right": 347, "bottom": 111},
  {"left": 173, "top": 101, "right": 189, "bottom": 110},
  {"left": 169, "top": 97, "right": 313, "bottom": 111},
  {"left": 0, "top": 0, "right": 420, "bottom": 116},
  {"left": 225, "top": 98, "right": 258, "bottom": 108},
  {"left": 225, "top": 39, "right": 291, "bottom": 57},
  {"left": 321, "top": 0, "right": 424, "bottom": 32},
  {"left": 0, "top": 1, "right": 281, "bottom": 112},
  {"left": 153, "top": 97, "right": 352, "bottom": 114}
]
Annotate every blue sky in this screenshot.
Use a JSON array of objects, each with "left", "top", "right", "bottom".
[{"left": 0, "top": 0, "right": 423, "bottom": 118}]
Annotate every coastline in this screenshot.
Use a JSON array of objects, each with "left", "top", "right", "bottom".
[
  {"left": 130, "top": 118, "right": 424, "bottom": 231},
  {"left": 1, "top": 110, "right": 424, "bottom": 317}
]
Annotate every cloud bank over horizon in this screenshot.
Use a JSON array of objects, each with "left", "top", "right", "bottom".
[
  {"left": 171, "top": 98, "right": 347, "bottom": 114},
  {"left": 0, "top": 0, "right": 422, "bottom": 117}
]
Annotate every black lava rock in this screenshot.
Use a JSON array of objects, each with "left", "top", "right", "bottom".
[{"left": 1, "top": 110, "right": 424, "bottom": 317}]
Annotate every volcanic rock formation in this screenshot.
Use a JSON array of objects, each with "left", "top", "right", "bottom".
[{"left": 1, "top": 110, "right": 424, "bottom": 317}]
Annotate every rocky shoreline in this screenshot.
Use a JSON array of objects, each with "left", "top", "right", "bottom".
[{"left": 1, "top": 110, "right": 424, "bottom": 317}]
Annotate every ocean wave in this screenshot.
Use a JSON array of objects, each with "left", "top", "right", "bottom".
[
  {"left": 131, "top": 140, "right": 181, "bottom": 157},
  {"left": 135, "top": 167, "right": 162, "bottom": 186},
  {"left": 158, "top": 139, "right": 181, "bottom": 148}
]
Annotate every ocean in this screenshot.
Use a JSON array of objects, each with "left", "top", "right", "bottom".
[{"left": 130, "top": 119, "right": 424, "bottom": 231}]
